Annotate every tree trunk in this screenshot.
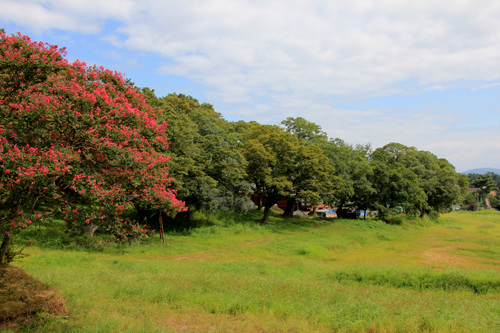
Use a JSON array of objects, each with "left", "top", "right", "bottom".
[
  {"left": 338, "top": 199, "right": 345, "bottom": 210},
  {"left": 158, "top": 209, "right": 165, "bottom": 243},
  {"left": 261, "top": 199, "right": 278, "bottom": 223},
  {"left": 261, "top": 205, "right": 271, "bottom": 223},
  {"left": 261, "top": 194, "right": 279, "bottom": 223},
  {"left": 0, "top": 232, "right": 11, "bottom": 265},
  {"left": 81, "top": 223, "right": 99, "bottom": 237},
  {"left": 283, "top": 198, "right": 296, "bottom": 217}
]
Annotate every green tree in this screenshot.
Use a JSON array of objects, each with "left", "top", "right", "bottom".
[
  {"left": 457, "top": 173, "right": 471, "bottom": 206},
  {"left": 280, "top": 118, "right": 340, "bottom": 216},
  {"left": 282, "top": 144, "right": 338, "bottom": 217},
  {"left": 281, "top": 117, "right": 328, "bottom": 145},
  {"left": 369, "top": 148, "right": 428, "bottom": 221},
  {"left": 144, "top": 92, "right": 251, "bottom": 220},
  {"left": 242, "top": 124, "right": 298, "bottom": 222},
  {"left": 322, "top": 139, "right": 374, "bottom": 214},
  {"left": 399, "top": 149, "right": 466, "bottom": 216}
]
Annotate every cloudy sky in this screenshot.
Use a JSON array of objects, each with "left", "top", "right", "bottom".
[{"left": 1, "top": 0, "right": 499, "bottom": 172}]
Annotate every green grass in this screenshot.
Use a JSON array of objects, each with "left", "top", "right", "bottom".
[{"left": 10, "top": 209, "right": 500, "bottom": 332}]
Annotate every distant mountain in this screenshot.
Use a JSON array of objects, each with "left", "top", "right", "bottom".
[{"left": 462, "top": 168, "right": 500, "bottom": 175}]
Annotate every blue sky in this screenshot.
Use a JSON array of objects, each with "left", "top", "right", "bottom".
[{"left": 1, "top": 0, "right": 499, "bottom": 172}]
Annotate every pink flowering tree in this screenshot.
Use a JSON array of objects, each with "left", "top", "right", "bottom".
[{"left": 0, "top": 32, "right": 185, "bottom": 263}]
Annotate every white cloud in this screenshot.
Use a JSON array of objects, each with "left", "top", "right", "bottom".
[
  {"left": 424, "top": 128, "right": 500, "bottom": 172},
  {"left": 126, "top": 1, "right": 500, "bottom": 108},
  {"left": 473, "top": 81, "right": 500, "bottom": 90},
  {"left": 4, "top": 0, "right": 500, "bottom": 99},
  {"left": 0, "top": 0, "right": 133, "bottom": 33},
  {"left": 2, "top": 0, "right": 500, "bottom": 170}
]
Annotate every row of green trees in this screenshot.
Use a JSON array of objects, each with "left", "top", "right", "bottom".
[{"left": 140, "top": 90, "right": 470, "bottom": 224}]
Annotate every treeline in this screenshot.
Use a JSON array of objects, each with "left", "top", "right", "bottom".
[
  {"left": 140, "top": 89, "right": 471, "bottom": 224},
  {"left": 0, "top": 32, "right": 479, "bottom": 263}
]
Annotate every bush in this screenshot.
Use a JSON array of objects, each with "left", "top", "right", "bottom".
[{"left": 465, "top": 203, "right": 480, "bottom": 211}]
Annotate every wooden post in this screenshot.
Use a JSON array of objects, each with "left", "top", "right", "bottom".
[{"left": 158, "top": 209, "right": 165, "bottom": 244}]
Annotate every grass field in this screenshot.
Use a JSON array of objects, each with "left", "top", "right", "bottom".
[{"left": 7, "top": 209, "right": 500, "bottom": 332}]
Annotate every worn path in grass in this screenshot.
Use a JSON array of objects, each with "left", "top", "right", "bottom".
[{"left": 331, "top": 213, "right": 500, "bottom": 271}]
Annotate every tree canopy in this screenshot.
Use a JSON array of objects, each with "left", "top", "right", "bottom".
[{"left": 242, "top": 124, "right": 297, "bottom": 222}]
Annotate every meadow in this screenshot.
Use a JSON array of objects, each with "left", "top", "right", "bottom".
[{"left": 8, "top": 210, "right": 500, "bottom": 332}]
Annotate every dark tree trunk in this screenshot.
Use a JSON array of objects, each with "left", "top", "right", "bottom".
[
  {"left": 158, "top": 209, "right": 165, "bottom": 243},
  {"left": 338, "top": 199, "right": 346, "bottom": 210},
  {"left": 261, "top": 193, "right": 279, "bottom": 223},
  {"left": 261, "top": 205, "right": 271, "bottom": 223},
  {"left": 257, "top": 195, "right": 262, "bottom": 210},
  {"left": 283, "top": 198, "right": 296, "bottom": 217},
  {"left": 0, "top": 232, "right": 11, "bottom": 265},
  {"left": 261, "top": 198, "right": 278, "bottom": 223}
]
